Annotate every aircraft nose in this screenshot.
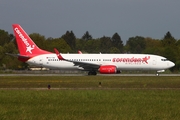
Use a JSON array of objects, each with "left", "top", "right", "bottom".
[{"left": 168, "top": 61, "right": 175, "bottom": 68}]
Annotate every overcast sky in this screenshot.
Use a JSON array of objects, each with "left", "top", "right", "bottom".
[{"left": 0, "top": 0, "right": 180, "bottom": 43}]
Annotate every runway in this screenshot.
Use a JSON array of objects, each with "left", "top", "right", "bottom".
[{"left": 0, "top": 73, "right": 180, "bottom": 76}]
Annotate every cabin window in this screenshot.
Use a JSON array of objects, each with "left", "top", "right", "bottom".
[{"left": 161, "top": 59, "right": 168, "bottom": 61}]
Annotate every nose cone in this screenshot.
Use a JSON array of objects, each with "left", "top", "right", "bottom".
[{"left": 168, "top": 61, "right": 175, "bottom": 68}]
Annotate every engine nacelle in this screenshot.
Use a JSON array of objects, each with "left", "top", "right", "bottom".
[
  {"left": 99, "top": 65, "right": 118, "bottom": 74},
  {"left": 157, "top": 70, "right": 165, "bottom": 73}
]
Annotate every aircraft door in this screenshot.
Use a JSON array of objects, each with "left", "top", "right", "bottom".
[{"left": 39, "top": 57, "right": 43, "bottom": 66}]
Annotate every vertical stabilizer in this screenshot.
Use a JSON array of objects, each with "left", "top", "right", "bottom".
[{"left": 12, "top": 24, "right": 51, "bottom": 56}]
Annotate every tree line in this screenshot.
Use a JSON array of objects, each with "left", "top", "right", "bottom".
[{"left": 0, "top": 28, "right": 179, "bottom": 72}]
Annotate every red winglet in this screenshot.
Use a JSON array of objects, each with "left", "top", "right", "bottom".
[
  {"left": 78, "top": 50, "right": 82, "bottom": 54},
  {"left": 54, "top": 48, "right": 65, "bottom": 60}
]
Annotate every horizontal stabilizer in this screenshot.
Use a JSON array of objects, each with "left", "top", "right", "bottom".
[{"left": 6, "top": 53, "right": 30, "bottom": 58}]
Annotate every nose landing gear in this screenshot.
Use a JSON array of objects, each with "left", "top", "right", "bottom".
[{"left": 156, "top": 73, "right": 159, "bottom": 76}]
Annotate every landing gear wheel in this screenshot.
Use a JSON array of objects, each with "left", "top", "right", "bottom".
[{"left": 88, "top": 71, "right": 97, "bottom": 75}]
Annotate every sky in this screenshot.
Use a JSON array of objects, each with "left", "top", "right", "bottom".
[{"left": 0, "top": 0, "right": 180, "bottom": 44}]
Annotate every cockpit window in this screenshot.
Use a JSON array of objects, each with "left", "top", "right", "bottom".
[{"left": 161, "top": 59, "right": 168, "bottom": 61}]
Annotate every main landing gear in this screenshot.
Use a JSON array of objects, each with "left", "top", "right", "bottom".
[{"left": 88, "top": 71, "right": 97, "bottom": 75}]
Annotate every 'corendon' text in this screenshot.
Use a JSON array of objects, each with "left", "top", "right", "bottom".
[
  {"left": 14, "top": 27, "right": 30, "bottom": 47},
  {"left": 112, "top": 56, "right": 150, "bottom": 64}
]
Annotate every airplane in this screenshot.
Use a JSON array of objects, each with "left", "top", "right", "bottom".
[{"left": 11, "top": 24, "right": 175, "bottom": 75}]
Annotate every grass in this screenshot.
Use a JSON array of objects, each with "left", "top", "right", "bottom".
[
  {"left": 0, "top": 76, "right": 180, "bottom": 119},
  {"left": 0, "top": 90, "right": 180, "bottom": 120},
  {"left": 0, "top": 76, "right": 180, "bottom": 88}
]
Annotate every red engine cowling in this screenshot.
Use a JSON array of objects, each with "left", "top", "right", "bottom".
[{"left": 99, "top": 65, "right": 118, "bottom": 74}]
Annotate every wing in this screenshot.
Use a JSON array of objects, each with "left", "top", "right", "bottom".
[{"left": 54, "top": 48, "right": 100, "bottom": 71}]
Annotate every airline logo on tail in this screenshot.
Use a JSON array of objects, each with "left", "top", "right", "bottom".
[{"left": 14, "top": 27, "right": 34, "bottom": 54}]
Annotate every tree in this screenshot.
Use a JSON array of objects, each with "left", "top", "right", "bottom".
[
  {"left": 1, "top": 42, "right": 21, "bottom": 69},
  {"left": 76, "top": 39, "right": 86, "bottom": 52},
  {"left": 61, "top": 31, "right": 76, "bottom": 51},
  {"left": 162, "top": 31, "right": 176, "bottom": 47},
  {"left": 0, "top": 29, "right": 12, "bottom": 46},
  {"left": 0, "top": 46, "right": 4, "bottom": 61},
  {"left": 143, "top": 37, "right": 162, "bottom": 55},
  {"left": 125, "top": 36, "right": 146, "bottom": 53},
  {"left": 109, "top": 47, "right": 120, "bottom": 53},
  {"left": 99, "top": 36, "right": 112, "bottom": 53},
  {"left": 29, "top": 33, "right": 46, "bottom": 50},
  {"left": 84, "top": 39, "right": 100, "bottom": 53},
  {"left": 164, "top": 31, "right": 174, "bottom": 40},
  {"left": 81, "top": 31, "right": 92, "bottom": 40},
  {"left": 112, "top": 33, "right": 124, "bottom": 52},
  {"left": 45, "top": 38, "right": 72, "bottom": 53},
  {"left": 175, "top": 39, "right": 180, "bottom": 61}
]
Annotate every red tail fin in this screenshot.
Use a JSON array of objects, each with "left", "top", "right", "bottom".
[{"left": 12, "top": 24, "right": 51, "bottom": 56}]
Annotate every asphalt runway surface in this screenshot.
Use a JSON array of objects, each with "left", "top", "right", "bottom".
[{"left": 0, "top": 74, "right": 180, "bottom": 76}]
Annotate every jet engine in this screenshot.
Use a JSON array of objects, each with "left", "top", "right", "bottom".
[{"left": 99, "top": 65, "right": 120, "bottom": 74}]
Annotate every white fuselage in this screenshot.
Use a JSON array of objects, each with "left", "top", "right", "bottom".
[{"left": 26, "top": 53, "right": 175, "bottom": 71}]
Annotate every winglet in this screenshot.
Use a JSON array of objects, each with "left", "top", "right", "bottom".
[
  {"left": 54, "top": 48, "right": 65, "bottom": 60},
  {"left": 78, "top": 50, "right": 82, "bottom": 54}
]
